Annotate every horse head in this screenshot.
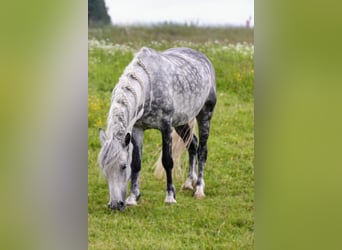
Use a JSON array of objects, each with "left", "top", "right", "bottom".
[{"left": 98, "top": 128, "right": 132, "bottom": 211}]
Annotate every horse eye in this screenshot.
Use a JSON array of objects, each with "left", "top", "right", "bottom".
[{"left": 121, "top": 165, "right": 127, "bottom": 170}]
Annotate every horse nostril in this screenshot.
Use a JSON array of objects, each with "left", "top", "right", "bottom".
[{"left": 118, "top": 201, "right": 125, "bottom": 211}]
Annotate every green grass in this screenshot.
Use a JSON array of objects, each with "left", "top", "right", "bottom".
[
  {"left": 89, "top": 24, "right": 254, "bottom": 45},
  {"left": 88, "top": 25, "right": 254, "bottom": 249}
]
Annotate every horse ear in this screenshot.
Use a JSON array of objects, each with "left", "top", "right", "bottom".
[
  {"left": 124, "top": 133, "right": 131, "bottom": 147},
  {"left": 99, "top": 128, "right": 107, "bottom": 146}
]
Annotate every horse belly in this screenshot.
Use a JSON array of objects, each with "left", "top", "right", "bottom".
[
  {"left": 134, "top": 95, "right": 202, "bottom": 129},
  {"left": 171, "top": 92, "right": 207, "bottom": 126}
]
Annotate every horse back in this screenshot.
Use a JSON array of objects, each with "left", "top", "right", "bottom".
[{"left": 135, "top": 47, "right": 216, "bottom": 128}]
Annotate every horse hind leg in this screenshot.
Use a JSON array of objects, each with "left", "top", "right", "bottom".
[
  {"left": 174, "top": 123, "right": 198, "bottom": 191},
  {"left": 195, "top": 95, "right": 216, "bottom": 199}
]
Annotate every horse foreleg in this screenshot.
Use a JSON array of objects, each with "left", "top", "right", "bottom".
[
  {"left": 126, "top": 127, "right": 143, "bottom": 206},
  {"left": 161, "top": 120, "right": 177, "bottom": 204}
]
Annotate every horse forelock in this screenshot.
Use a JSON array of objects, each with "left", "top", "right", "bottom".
[{"left": 98, "top": 139, "right": 121, "bottom": 173}]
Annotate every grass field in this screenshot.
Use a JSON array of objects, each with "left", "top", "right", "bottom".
[{"left": 88, "top": 25, "right": 254, "bottom": 249}]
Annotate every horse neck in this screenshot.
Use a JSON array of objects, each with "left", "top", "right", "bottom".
[{"left": 107, "top": 72, "right": 147, "bottom": 139}]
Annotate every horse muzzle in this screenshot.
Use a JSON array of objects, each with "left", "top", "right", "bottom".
[{"left": 108, "top": 200, "right": 125, "bottom": 211}]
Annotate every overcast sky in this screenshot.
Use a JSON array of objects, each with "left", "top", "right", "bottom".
[{"left": 105, "top": 0, "right": 254, "bottom": 27}]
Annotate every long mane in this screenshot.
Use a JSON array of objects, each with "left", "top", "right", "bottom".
[
  {"left": 106, "top": 49, "right": 151, "bottom": 140},
  {"left": 99, "top": 49, "right": 151, "bottom": 173}
]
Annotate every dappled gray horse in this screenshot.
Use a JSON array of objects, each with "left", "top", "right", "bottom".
[{"left": 98, "top": 47, "right": 216, "bottom": 211}]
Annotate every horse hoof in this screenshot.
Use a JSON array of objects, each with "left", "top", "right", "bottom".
[
  {"left": 181, "top": 178, "right": 197, "bottom": 191},
  {"left": 194, "top": 186, "right": 205, "bottom": 199},
  {"left": 126, "top": 195, "right": 139, "bottom": 206},
  {"left": 165, "top": 191, "right": 177, "bottom": 203},
  {"left": 181, "top": 182, "right": 194, "bottom": 191},
  {"left": 165, "top": 194, "right": 177, "bottom": 204},
  {"left": 194, "top": 192, "right": 205, "bottom": 199}
]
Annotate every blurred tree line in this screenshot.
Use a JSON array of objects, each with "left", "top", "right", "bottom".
[{"left": 88, "top": 0, "right": 111, "bottom": 25}]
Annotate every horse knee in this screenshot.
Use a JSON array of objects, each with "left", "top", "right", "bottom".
[{"left": 162, "top": 154, "right": 173, "bottom": 170}]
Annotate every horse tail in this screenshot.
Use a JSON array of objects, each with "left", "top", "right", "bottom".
[{"left": 154, "top": 119, "right": 197, "bottom": 180}]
